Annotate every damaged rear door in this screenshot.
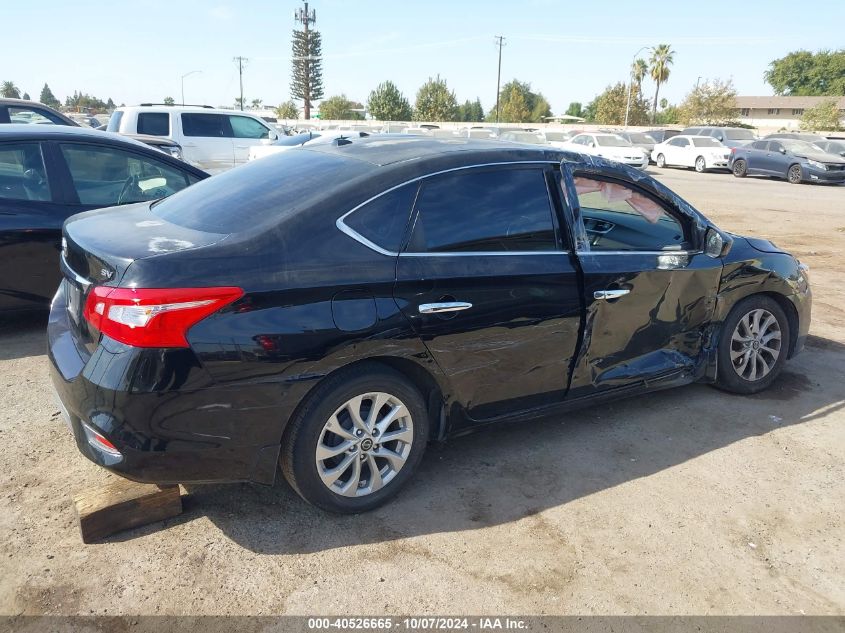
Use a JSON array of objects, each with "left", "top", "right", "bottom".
[{"left": 559, "top": 162, "right": 723, "bottom": 397}]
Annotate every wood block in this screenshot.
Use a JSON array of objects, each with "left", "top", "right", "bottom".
[{"left": 73, "top": 478, "right": 182, "bottom": 543}]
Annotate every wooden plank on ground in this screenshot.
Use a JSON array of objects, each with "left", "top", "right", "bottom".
[{"left": 73, "top": 479, "right": 182, "bottom": 544}]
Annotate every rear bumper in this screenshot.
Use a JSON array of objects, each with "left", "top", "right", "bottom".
[{"left": 47, "top": 283, "right": 285, "bottom": 485}]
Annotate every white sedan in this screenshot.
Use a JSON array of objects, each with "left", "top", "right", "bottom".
[
  {"left": 561, "top": 133, "right": 649, "bottom": 170},
  {"left": 651, "top": 135, "right": 732, "bottom": 172}
]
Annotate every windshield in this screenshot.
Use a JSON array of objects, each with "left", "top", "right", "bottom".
[
  {"left": 274, "top": 132, "right": 318, "bottom": 146},
  {"left": 692, "top": 137, "right": 721, "bottom": 148},
  {"left": 724, "top": 129, "right": 756, "bottom": 140},
  {"left": 626, "top": 133, "right": 653, "bottom": 144},
  {"left": 782, "top": 140, "right": 821, "bottom": 153},
  {"left": 595, "top": 135, "right": 631, "bottom": 147}
]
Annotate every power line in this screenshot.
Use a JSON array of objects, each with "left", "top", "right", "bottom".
[
  {"left": 494, "top": 35, "right": 506, "bottom": 124},
  {"left": 233, "top": 56, "right": 248, "bottom": 110}
]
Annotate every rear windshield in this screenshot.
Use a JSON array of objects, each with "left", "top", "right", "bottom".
[
  {"left": 151, "top": 150, "right": 365, "bottom": 233},
  {"left": 724, "top": 129, "right": 756, "bottom": 140},
  {"left": 692, "top": 137, "right": 721, "bottom": 147},
  {"left": 596, "top": 135, "right": 631, "bottom": 147},
  {"left": 626, "top": 133, "right": 653, "bottom": 144}
]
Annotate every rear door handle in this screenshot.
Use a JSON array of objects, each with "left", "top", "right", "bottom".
[
  {"left": 419, "top": 302, "right": 473, "bottom": 314},
  {"left": 594, "top": 289, "right": 630, "bottom": 300}
]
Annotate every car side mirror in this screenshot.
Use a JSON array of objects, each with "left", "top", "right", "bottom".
[
  {"left": 704, "top": 227, "right": 732, "bottom": 259},
  {"left": 779, "top": 147, "right": 787, "bottom": 154},
  {"left": 717, "top": 136, "right": 723, "bottom": 142}
]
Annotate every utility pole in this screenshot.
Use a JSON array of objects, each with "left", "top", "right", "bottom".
[
  {"left": 494, "top": 35, "right": 505, "bottom": 124},
  {"left": 295, "top": 2, "right": 317, "bottom": 119},
  {"left": 233, "top": 56, "right": 248, "bottom": 110}
]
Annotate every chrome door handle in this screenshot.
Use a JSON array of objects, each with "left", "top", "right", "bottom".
[
  {"left": 594, "top": 289, "right": 630, "bottom": 300},
  {"left": 419, "top": 302, "right": 473, "bottom": 314}
]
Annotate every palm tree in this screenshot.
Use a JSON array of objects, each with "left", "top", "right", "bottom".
[
  {"left": 1, "top": 81, "right": 21, "bottom": 99},
  {"left": 649, "top": 44, "right": 675, "bottom": 122},
  {"left": 632, "top": 58, "right": 648, "bottom": 94}
]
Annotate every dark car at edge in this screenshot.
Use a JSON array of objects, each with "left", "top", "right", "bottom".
[{"left": 48, "top": 137, "right": 812, "bottom": 513}]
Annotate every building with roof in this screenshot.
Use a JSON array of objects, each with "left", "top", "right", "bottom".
[{"left": 735, "top": 96, "right": 845, "bottom": 131}]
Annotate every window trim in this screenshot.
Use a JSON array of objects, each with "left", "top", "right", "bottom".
[
  {"left": 136, "top": 111, "right": 171, "bottom": 137},
  {"left": 570, "top": 172, "right": 696, "bottom": 255},
  {"left": 336, "top": 161, "right": 569, "bottom": 257},
  {"left": 0, "top": 140, "right": 53, "bottom": 203}
]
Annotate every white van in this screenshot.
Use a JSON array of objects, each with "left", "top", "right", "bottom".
[{"left": 107, "top": 105, "right": 280, "bottom": 174}]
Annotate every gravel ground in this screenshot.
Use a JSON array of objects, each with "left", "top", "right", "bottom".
[{"left": 0, "top": 169, "right": 843, "bottom": 616}]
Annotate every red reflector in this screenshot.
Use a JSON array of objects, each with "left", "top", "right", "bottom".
[{"left": 84, "top": 286, "right": 243, "bottom": 348}]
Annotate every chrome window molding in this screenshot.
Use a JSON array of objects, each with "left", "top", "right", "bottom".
[
  {"left": 575, "top": 250, "right": 702, "bottom": 256},
  {"left": 335, "top": 160, "right": 561, "bottom": 257}
]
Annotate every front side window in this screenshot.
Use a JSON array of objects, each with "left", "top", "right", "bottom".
[
  {"left": 136, "top": 112, "right": 170, "bottom": 136},
  {"left": 692, "top": 138, "right": 721, "bottom": 147},
  {"left": 229, "top": 115, "right": 271, "bottom": 139},
  {"left": 343, "top": 183, "right": 417, "bottom": 253},
  {"left": 407, "top": 167, "right": 557, "bottom": 253},
  {"left": 59, "top": 143, "right": 196, "bottom": 206},
  {"left": 574, "top": 176, "right": 687, "bottom": 252},
  {"left": 181, "top": 113, "right": 229, "bottom": 138},
  {"left": 0, "top": 142, "right": 51, "bottom": 201}
]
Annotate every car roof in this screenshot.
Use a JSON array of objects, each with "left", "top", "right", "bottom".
[
  {"left": 116, "top": 105, "right": 266, "bottom": 117},
  {"left": 300, "top": 135, "right": 562, "bottom": 167},
  {"left": 0, "top": 123, "right": 178, "bottom": 152}
]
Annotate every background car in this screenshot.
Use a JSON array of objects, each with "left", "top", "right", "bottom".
[
  {"left": 0, "top": 98, "right": 79, "bottom": 126},
  {"left": 680, "top": 126, "right": 757, "bottom": 148},
  {"left": 561, "top": 133, "right": 649, "bottom": 169},
  {"left": 813, "top": 139, "right": 845, "bottom": 157},
  {"left": 616, "top": 131, "right": 656, "bottom": 157},
  {"left": 248, "top": 130, "right": 370, "bottom": 161},
  {"left": 764, "top": 132, "right": 827, "bottom": 143},
  {"left": 729, "top": 139, "right": 845, "bottom": 184},
  {"left": 107, "top": 104, "right": 280, "bottom": 174},
  {"left": 0, "top": 125, "right": 207, "bottom": 313},
  {"left": 652, "top": 134, "right": 732, "bottom": 172},
  {"left": 48, "top": 137, "right": 810, "bottom": 515},
  {"left": 498, "top": 130, "right": 546, "bottom": 145},
  {"left": 644, "top": 128, "right": 680, "bottom": 143},
  {"left": 542, "top": 129, "right": 578, "bottom": 147}
]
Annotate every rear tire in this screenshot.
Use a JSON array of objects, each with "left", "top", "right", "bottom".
[
  {"left": 715, "top": 296, "right": 790, "bottom": 395},
  {"left": 732, "top": 159, "right": 747, "bottom": 178},
  {"left": 787, "top": 164, "right": 803, "bottom": 184},
  {"left": 695, "top": 156, "right": 706, "bottom": 173},
  {"left": 280, "top": 363, "right": 429, "bottom": 513},
  {"left": 656, "top": 153, "right": 666, "bottom": 168}
]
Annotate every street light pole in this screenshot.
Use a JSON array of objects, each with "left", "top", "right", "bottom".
[
  {"left": 181, "top": 70, "right": 202, "bottom": 106},
  {"left": 624, "top": 46, "right": 649, "bottom": 128}
]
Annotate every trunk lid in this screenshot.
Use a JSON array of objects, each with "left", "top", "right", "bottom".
[{"left": 61, "top": 202, "right": 229, "bottom": 353}]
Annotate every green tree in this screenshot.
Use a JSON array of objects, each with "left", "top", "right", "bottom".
[
  {"left": 414, "top": 75, "right": 458, "bottom": 122},
  {"left": 800, "top": 99, "right": 843, "bottom": 131},
  {"left": 1, "top": 81, "right": 21, "bottom": 98},
  {"left": 565, "top": 102, "right": 583, "bottom": 118},
  {"left": 592, "top": 82, "right": 649, "bottom": 125},
  {"left": 39, "top": 83, "right": 61, "bottom": 108},
  {"left": 22, "top": 92, "right": 30, "bottom": 100},
  {"left": 492, "top": 80, "right": 552, "bottom": 123},
  {"left": 163, "top": 96, "right": 175, "bottom": 106},
  {"left": 677, "top": 78, "right": 738, "bottom": 125},
  {"left": 319, "top": 94, "right": 363, "bottom": 120},
  {"left": 583, "top": 98, "right": 598, "bottom": 122},
  {"left": 251, "top": 98, "right": 263, "bottom": 109},
  {"left": 65, "top": 91, "right": 108, "bottom": 112},
  {"left": 649, "top": 44, "right": 675, "bottom": 122},
  {"left": 655, "top": 104, "right": 680, "bottom": 125},
  {"left": 290, "top": 27, "right": 324, "bottom": 119},
  {"left": 632, "top": 58, "right": 648, "bottom": 94},
  {"left": 367, "top": 80, "right": 413, "bottom": 121},
  {"left": 456, "top": 98, "right": 484, "bottom": 122},
  {"left": 765, "top": 49, "right": 845, "bottom": 96},
  {"left": 275, "top": 100, "right": 299, "bottom": 119},
  {"left": 106, "top": 98, "right": 115, "bottom": 110}
]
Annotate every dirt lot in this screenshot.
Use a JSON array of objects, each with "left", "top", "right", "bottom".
[{"left": 0, "top": 169, "right": 843, "bottom": 616}]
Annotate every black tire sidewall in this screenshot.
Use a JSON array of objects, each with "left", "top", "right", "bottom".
[
  {"left": 656, "top": 154, "right": 666, "bottom": 168},
  {"left": 281, "top": 365, "right": 430, "bottom": 513},
  {"left": 695, "top": 156, "right": 705, "bottom": 172},
  {"left": 715, "top": 296, "right": 791, "bottom": 394}
]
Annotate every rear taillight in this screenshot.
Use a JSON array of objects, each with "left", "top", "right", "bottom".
[
  {"left": 83, "top": 286, "right": 243, "bottom": 348},
  {"left": 730, "top": 147, "right": 736, "bottom": 154}
]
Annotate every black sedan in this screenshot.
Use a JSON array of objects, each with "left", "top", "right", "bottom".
[
  {"left": 48, "top": 137, "right": 811, "bottom": 513},
  {"left": 0, "top": 125, "right": 207, "bottom": 312}
]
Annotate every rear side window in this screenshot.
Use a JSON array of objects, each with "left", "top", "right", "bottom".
[
  {"left": 137, "top": 112, "right": 170, "bottom": 136},
  {"left": 0, "top": 142, "right": 51, "bottom": 201},
  {"left": 343, "top": 184, "right": 417, "bottom": 253},
  {"left": 407, "top": 167, "right": 556, "bottom": 253},
  {"left": 182, "top": 113, "right": 229, "bottom": 137}
]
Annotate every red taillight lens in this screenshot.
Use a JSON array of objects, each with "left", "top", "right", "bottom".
[
  {"left": 730, "top": 147, "right": 736, "bottom": 154},
  {"left": 83, "top": 286, "right": 243, "bottom": 348}
]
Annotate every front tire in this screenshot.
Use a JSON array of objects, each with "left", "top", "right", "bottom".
[
  {"left": 281, "top": 363, "right": 429, "bottom": 513},
  {"left": 787, "top": 164, "right": 803, "bottom": 184},
  {"left": 695, "top": 156, "right": 706, "bottom": 173},
  {"left": 715, "top": 296, "right": 790, "bottom": 394},
  {"left": 656, "top": 153, "right": 666, "bottom": 168},
  {"left": 732, "top": 159, "right": 747, "bottom": 178}
]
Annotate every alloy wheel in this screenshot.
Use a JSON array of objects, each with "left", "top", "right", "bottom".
[
  {"left": 315, "top": 392, "right": 414, "bottom": 497},
  {"left": 730, "top": 308, "right": 782, "bottom": 381},
  {"left": 733, "top": 160, "right": 747, "bottom": 177},
  {"left": 656, "top": 154, "right": 666, "bottom": 168},
  {"left": 787, "top": 165, "right": 802, "bottom": 184},
  {"left": 695, "top": 157, "right": 706, "bottom": 172}
]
